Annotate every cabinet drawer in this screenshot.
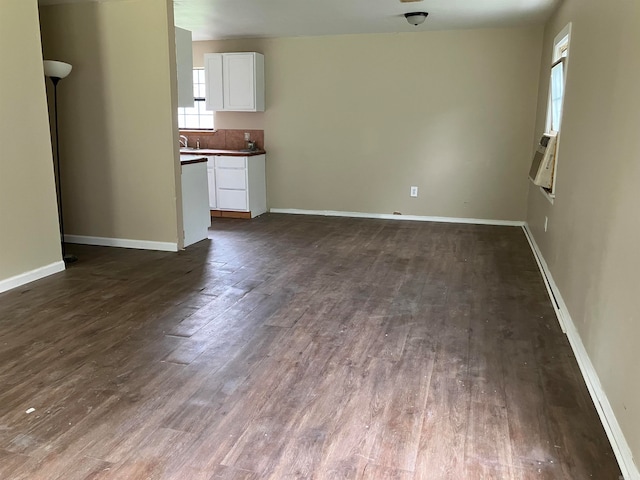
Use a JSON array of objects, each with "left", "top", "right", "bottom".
[
  {"left": 216, "top": 168, "right": 246, "bottom": 189},
  {"left": 217, "top": 188, "right": 248, "bottom": 211},
  {"left": 215, "top": 156, "right": 246, "bottom": 169}
]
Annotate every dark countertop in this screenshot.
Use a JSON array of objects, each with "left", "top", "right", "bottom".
[
  {"left": 180, "top": 154, "right": 208, "bottom": 166},
  {"left": 180, "top": 148, "right": 266, "bottom": 157}
]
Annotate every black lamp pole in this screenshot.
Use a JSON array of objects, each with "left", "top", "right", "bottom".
[{"left": 48, "top": 76, "right": 77, "bottom": 264}]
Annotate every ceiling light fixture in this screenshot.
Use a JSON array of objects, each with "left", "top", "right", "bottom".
[{"left": 404, "top": 12, "right": 429, "bottom": 26}]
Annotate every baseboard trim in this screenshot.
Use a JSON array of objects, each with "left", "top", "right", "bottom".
[
  {"left": 0, "top": 261, "right": 65, "bottom": 294},
  {"left": 64, "top": 235, "right": 178, "bottom": 252},
  {"left": 523, "top": 224, "right": 639, "bottom": 480},
  {"left": 269, "top": 208, "right": 525, "bottom": 227}
]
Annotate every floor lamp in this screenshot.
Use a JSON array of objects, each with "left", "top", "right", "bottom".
[{"left": 44, "top": 60, "right": 77, "bottom": 264}]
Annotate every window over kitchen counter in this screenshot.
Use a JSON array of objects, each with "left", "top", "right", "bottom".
[{"left": 178, "top": 68, "right": 214, "bottom": 130}]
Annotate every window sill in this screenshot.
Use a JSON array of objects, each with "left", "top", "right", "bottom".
[
  {"left": 179, "top": 129, "right": 218, "bottom": 134},
  {"left": 539, "top": 186, "right": 555, "bottom": 205}
]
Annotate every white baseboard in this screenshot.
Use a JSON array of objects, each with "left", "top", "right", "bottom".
[
  {"left": 269, "top": 208, "right": 525, "bottom": 227},
  {"left": 523, "top": 224, "right": 639, "bottom": 480},
  {"left": 0, "top": 261, "right": 65, "bottom": 294},
  {"left": 64, "top": 235, "right": 178, "bottom": 252}
]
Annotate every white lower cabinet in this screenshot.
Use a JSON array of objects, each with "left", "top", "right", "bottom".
[{"left": 214, "top": 154, "right": 266, "bottom": 218}]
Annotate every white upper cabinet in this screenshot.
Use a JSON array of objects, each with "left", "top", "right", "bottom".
[
  {"left": 204, "top": 52, "right": 265, "bottom": 112},
  {"left": 175, "top": 27, "right": 193, "bottom": 108}
]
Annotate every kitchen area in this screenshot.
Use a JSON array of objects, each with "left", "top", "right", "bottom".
[{"left": 177, "top": 29, "right": 267, "bottom": 247}]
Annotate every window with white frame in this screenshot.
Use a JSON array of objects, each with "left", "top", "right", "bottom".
[
  {"left": 177, "top": 68, "right": 214, "bottom": 130},
  {"left": 546, "top": 30, "right": 570, "bottom": 133},
  {"left": 543, "top": 24, "right": 571, "bottom": 196}
]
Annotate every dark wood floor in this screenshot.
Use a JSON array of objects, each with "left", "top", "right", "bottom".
[{"left": 0, "top": 214, "right": 621, "bottom": 479}]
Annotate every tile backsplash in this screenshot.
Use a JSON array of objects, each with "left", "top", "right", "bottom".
[{"left": 179, "top": 129, "right": 264, "bottom": 151}]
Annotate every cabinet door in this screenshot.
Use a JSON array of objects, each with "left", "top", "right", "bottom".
[
  {"left": 217, "top": 189, "right": 248, "bottom": 211},
  {"left": 182, "top": 163, "right": 210, "bottom": 247},
  {"left": 175, "top": 27, "right": 193, "bottom": 108},
  {"left": 207, "top": 166, "right": 217, "bottom": 209},
  {"left": 204, "top": 53, "right": 223, "bottom": 111},
  {"left": 223, "top": 53, "right": 255, "bottom": 111}
]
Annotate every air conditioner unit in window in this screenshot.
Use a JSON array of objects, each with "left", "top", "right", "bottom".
[{"left": 529, "top": 132, "right": 558, "bottom": 189}]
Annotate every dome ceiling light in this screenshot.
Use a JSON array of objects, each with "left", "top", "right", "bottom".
[{"left": 404, "top": 12, "right": 429, "bottom": 26}]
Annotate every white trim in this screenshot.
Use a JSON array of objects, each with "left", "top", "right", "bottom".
[
  {"left": 64, "top": 235, "right": 178, "bottom": 252},
  {"left": 553, "top": 23, "right": 572, "bottom": 59},
  {"left": 0, "top": 261, "right": 65, "bottom": 294},
  {"left": 521, "top": 225, "right": 566, "bottom": 332},
  {"left": 269, "top": 208, "right": 525, "bottom": 227},
  {"left": 523, "top": 223, "right": 639, "bottom": 480}
]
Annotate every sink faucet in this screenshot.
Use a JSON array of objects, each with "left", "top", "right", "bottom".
[{"left": 179, "top": 135, "right": 188, "bottom": 148}]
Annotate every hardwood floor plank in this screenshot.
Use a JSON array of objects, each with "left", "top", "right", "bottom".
[
  {"left": 171, "top": 356, "right": 298, "bottom": 472},
  {"left": 0, "top": 449, "right": 31, "bottom": 479},
  {"left": 266, "top": 351, "right": 369, "bottom": 479},
  {"left": 464, "top": 400, "right": 514, "bottom": 478},
  {"left": 504, "top": 340, "right": 558, "bottom": 472},
  {"left": 208, "top": 465, "right": 259, "bottom": 479},
  {"left": 51, "top": 455, "right": 114, "bottom": 480},
  {"left": 160, "top": 326, "right": 285, "bottom": 434},
  {"left": 360, "top": 463, "right": 414, "bottom": 480},
  {"left": 219, "top": 338, "right": 342, "bottom": 475},
  {"left": 166, "top": 289, "right": 246, "bottom": 337},
  {"left": 546, "top": 404, "right": 620, "bottom": 479},
  {"left": 312, "top": 358, "right": 394, "bottom": 478},
  {"left": 414, "top": 377, "right": 470, "bottom": 479},
  {"left": 368, "top": 353, "right": 434, "bottom": 472},
  {"left": 363, "top": 314, "right": 411, "bottom": 363}
]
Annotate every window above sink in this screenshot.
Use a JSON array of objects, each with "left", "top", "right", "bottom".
[{"left": 177, "top": 68, "right": 215, "bottom": 130}]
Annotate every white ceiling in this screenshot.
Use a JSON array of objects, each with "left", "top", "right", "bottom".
[
  {"left": 39, "top": 0, "right": 561, "bottom": 41},
  {"left": 174, "top": 0, "right": 560, "bottom": 41}
]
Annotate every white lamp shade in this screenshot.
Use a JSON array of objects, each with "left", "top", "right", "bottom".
[{"left": 43, "top": 60, "right": 72, "bottom": 79}]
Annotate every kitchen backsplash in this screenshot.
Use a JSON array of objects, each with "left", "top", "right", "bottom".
[{"left": 179, "top": 129, "right": 264, "bottom": 151}]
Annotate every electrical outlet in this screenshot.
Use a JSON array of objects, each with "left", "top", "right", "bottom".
[
  {"left": 544, "top": 216, "right": 548, "bottom": 232},
  {"left": 410, "top": 186, "right": 418, "bottom": 197},
  {"left": 244, "top": 132, "right": 250, "bottom": 141}
]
